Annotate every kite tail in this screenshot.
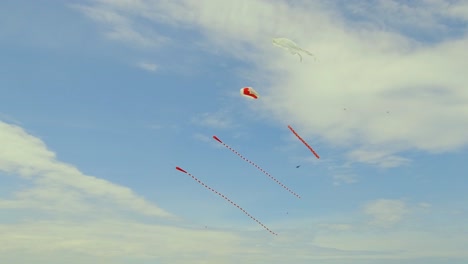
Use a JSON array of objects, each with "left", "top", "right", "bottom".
[
  {"left": 301, "top": 49, "right": 316, "bottom": 60},
  {"left": 298, "top": 53, "right": 303, "bottom": 62},
  {"left": 176, "top": 166, "right": 277, "bottom": 236},
  {"left": 213, "top": 136, "right": 301, "bottom": 199},
  {"left": 288, "top": 125, "right": 320, "bottom": 159},
  {"left": 303, "top": 50, "right": 313, "bottom": 56}
]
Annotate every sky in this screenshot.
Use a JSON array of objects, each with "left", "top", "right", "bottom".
[{"left": 0, "top": 0, "right": 467, "bottom": 263}]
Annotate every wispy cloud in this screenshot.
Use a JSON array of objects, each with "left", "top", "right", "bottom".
[
  {"left": 137, "top": 61, "right": 158, "bottom": 72},
  {"left": 323, "top": 159, "right": 359, "bottom": 185},
  {"left": 319, "top": 223, "right": 353, "bottom": 231},
  {"left": 71, "top": 3, "right": 168, "bottom": 48},
  {"left": 347, "top": 149, "right": 411, "bottom": 168},
  {"left": 332, "top": 173, "right": 357, "bottom": 186},
  {"left": 192, "top": 133, "right": 222, "bottom": 148},
  {"left": 418, "top": 202, "right": 432, "bottom": 209},
  {"left": 448, "top": 1, "right": 468, "bottom": 20},
  {"left": 0, "top": 113, "right": 22, "bottom": 125},
  {"left": 191, "top": 111, "right": 233, "bottom": 129},
  {"left": 0, "top": 219, "right": 244, "bottom": 263},
  {"left": 330, "top": 0, "right": 467, "bottom": 41},
  {"left": 363, "top": 199, "right": 408, "bottom": 228}
]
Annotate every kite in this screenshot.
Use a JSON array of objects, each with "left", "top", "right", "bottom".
[
  {"left": 175, "top": 166, "right": 277, "bottom": 235},
  {"left": 212, "top": 135, "right": 301, "bottom": 199},
  {"left": 288, "top": 125, "right": 320, "bottom": 159},
  {"left": 272, "top": 37, "right": 315, "bottom": 62},
  {"left": 240, "top": 87, "right": 259, "bottom": 99}
]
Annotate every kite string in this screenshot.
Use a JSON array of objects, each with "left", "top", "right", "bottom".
[
  {"left": 288, "top": 125, "right": 320, "bottom": 159},
  {"left": 176, "top": 166, "right": 277, "bottom": 236},
  {"left": 212, "top": 136, "right": 301, "bottom": 199}
]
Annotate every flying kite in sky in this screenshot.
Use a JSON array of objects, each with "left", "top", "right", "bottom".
[
  {"left": 213, "top": 135, "right": 301, "bottom": 199},
  {"left": 176, "top": 166, "right": 277, "bottom": 235},
  {"left": 272, "top": 38, "right": 315, "bottom": 62},
  {"left": 288, "top": 125, "right": 320, "bottom": 159},
  {"left": 240, "top": 87, "right": 259, "bottom": 99}
]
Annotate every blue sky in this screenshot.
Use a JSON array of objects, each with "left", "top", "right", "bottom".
[{"left": 1, "top": 0, "right": 467, "bottom": 263}]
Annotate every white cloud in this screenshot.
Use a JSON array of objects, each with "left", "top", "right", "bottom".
[
  {"left": 192, "top": 133, "right": 223, "bottom": 149},
  {"left": 314, "top": 229, "right": 468, "bottom": 259},
  {"left": 363, "top": 199, "right": 408, "bottom": 228},
  {"left": 137, "top": 61, "right": 158, "bottom": 72},
  {"left": 347, "top": 149, "right": 411, "bottom": 168},
  {"left": 0, "top": 113, "right": 22, "bottom": 125},
  {"left": 448, "top": 2, "right": 468, "bottom": 20},
  {"left": 331, "top": 0, "right": 464, "bottom": 38},
  {"left": 332, "top": 173, "right": 357, "bottom": 185},
  {"left": 192, "top": 111, "right": 234, "bottom": 129},
  {"left": 319, "top": 223, "right": 353, "bottom": 231},
  {"left": 418, "top": 202, "right": 432, "bottom": 208},
  {"left": 323, "top": 160, "right": 359, "bottom": 185},
  {"left": 0, "top": 121, "right": 174, "bottom": 219},
  {"left": 0, "top": 220, "right": 244, "bottom": 263},
  {"left": 71, "top": 3, "right": 168, "bottom": 48},
  {"left": 192, "top": 133, "right": 212, "bottom": 143}
]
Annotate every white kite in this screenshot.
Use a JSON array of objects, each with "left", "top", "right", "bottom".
[{"left": 272, "top": 38, "right": 315, "bottom": 62}]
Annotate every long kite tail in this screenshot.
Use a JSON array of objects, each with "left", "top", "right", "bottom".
[
  {"left": 298, "top": 53, "right": 303, "bottom": 62},
  {"left": 288, "top": 125, "right": 320, "bottom": 159},
  {"left": 301, "top": 49, "right": 313, "bottom": 56},
  {"left": 175, "top": 166, "right": 277, "bottom": 236},
  {"left": 212, "top": 136, "right": 301, "bottom": 199},
  {"left": 300, "top": 49, "right": 316, "bottom": 60}
]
